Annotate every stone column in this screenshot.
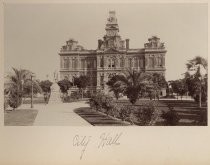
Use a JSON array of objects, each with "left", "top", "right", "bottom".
[
  {"left": 77, "top": 56, "right": 81, "bottom": 69},
  {"left": 69, "top": 58, "right": 72, "bottom": 69},
  {"left": 124, "top": 57, "right": 127, "bottom": 68},
  {"left": 162, "top": 56, "right": 165, "bottom": 67},
  {"left": 116, "top": 57, "right": 119, "bottom": 68},
  {"left": 104, "top": 56, "right": 107, "bottom": 68},
  {"left": 97, "top": 56, "right": 100, "bottom": 68},
  {"left": 132, "top": 58, "right": 134, "bottom": 68},
  {"left": 93, "top": 59, "right": 96, "bottom": 68},
  {"left": 60, "top": 57, "right": 63, "bottom": 69},
  {"left": 145, "top": 55, "right": 149, "bottom": 69},
  {"left": 104, "top": 73, "right": 109, "bottom": 94},
  {"left": 97, "top": 72, "right": 100, "bottom": 87},
  {"left": 154, "top": 56, "right": 157, "bottom": 68}
]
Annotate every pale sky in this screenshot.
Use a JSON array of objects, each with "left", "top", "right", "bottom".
[{"left": 4, "top": 3, "right": 208, "bottom": 81}]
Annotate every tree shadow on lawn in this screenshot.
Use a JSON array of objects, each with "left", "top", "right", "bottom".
[
  {"left": 4, "top": 109, "right": 38, "bottom": 126},
  {"left": 74, "top": 107, "right": 130, "bottom": 126}
]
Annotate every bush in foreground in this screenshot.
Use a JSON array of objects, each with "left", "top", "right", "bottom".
[
  {"left": 89, "top": 93, "right": 161, "bottom": 126},
  {"left": 161, "top": 105, "right": 180, "bottom": 126}
]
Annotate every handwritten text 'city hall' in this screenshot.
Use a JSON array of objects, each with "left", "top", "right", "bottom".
[{"left": 73, "top": 132, "right": 123, "bottom": 160}]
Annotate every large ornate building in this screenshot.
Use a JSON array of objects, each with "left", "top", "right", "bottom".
[{"left": 59, "top": 11, "right": 166, "bottom": 94}]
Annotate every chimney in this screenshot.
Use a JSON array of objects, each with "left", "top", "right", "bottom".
[
  {"left": 126, "top": 39, "right": 129, "bottom": 50},
  {"left": 98, "top": 39, "right": 102, "bottom": 49}
]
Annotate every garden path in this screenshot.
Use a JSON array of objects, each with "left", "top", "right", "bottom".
[{"left": 33, "top": 101, "right": 91, "bottom": 126}]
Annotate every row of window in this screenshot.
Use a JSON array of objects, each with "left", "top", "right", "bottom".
[
  {"left": 61, "top": 57, "right": 164, "bottom": 69},
  {"left": 61, "top": 58, "right": 96, "bottom": 69},
  {"left": 148, "top": 57, "right": 163, "bottom": 67},
  {"left": 100, "top": 58, "right": 145, "bottom": 68}
]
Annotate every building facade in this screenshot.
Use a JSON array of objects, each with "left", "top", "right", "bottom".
[{"left": 59, "top": 11, "right": 167, "bottom": 94}]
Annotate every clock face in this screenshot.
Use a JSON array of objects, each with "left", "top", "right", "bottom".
[{"left": 108, "top": 30, "right": 116, "bottom": 36}]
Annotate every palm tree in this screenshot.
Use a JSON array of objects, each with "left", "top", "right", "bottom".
[
  {"left": 5, "top": 68, "right": 31, "bottom": 109},
  {"left": 114, "top": 69, "right": 151, "bottom": 104},
  {"left": 186, "top": 56, "right": 207, "bottom": 107},
  {"left": 106, "top": 75, "right": 124, "bottom": 100}
]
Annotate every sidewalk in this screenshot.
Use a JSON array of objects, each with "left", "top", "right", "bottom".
[{"left": 33, "top": 101, "right": 91, "bottom": 126}]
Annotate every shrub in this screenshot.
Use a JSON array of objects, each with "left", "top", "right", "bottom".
[
  {"left": 101, "top": 95, "right": 115, "bottom": 115},
  {"left": 134, "top": 101, "right": 159, "bottom": 125},
  {"left": 194, "top": 109, "right": 207, "bottom": 126},
  {"left": 7, "top": 89, "right": 22, "bottom": 110},
  {"left": 161, "top": 105, "right": 180, "bottom": 126},
  {"left": 88, "top": 92, "right": 105, "bottom": 111},
  {"left": 63, "top": 96, "right": 71, "bottom": 103},
  {"left": 119, "top": 105, "right": 134, "bottom": 122},
  {"left": 70, "top": 91, "right": 81, "bottom": 100},
  {"left": 8, "top": 94, "right": 22, "bottom": 110}
]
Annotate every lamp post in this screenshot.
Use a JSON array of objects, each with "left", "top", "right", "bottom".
[
  {"left": 21, "top": 79, "right": 24, "bottom": 105},
  {"left": 198, "top": 76, "right": 202, "bottom": 108},
  {"left": 31, "top": 73, "right": 35, "bottom": 108}
]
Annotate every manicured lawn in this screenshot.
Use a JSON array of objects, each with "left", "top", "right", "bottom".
[
  {"left": 116, "top": 99, "right": 207, "bottom": 126},
  {"left": 4, "top": 109, "right": 38, "bottom": 126},
  {"left": 22, "top": 97, "right": 45, "bottom": 104},
  {"left": 74, "top": 107, "right": 130, "bottom": 126}
]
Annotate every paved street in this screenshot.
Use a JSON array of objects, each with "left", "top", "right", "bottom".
[{"left": 33, "top": 101, "right": 91, "bottom": 126}]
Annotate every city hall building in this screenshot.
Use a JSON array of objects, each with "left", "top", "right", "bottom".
[{"left": 59, "top": 11, "right": 167, "bottom": 95}]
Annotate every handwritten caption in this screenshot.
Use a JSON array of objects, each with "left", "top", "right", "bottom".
[{"left": 73, "top": 132, "right": 123, "bottom": 160}]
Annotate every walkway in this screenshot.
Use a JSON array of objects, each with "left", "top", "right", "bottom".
[{"left": 33, "top": 101, "right": 91, "bottom": 126}]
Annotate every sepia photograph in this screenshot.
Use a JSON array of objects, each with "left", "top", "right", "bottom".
[
  {"left": 3, "top": 3, "right": 208, "bottom": 127},
  {"left": 1, "top": 1, "right": 210, "bottom": 165}
]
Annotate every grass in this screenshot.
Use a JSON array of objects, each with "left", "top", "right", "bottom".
[
  {"left": 4, "top": 109, "right": 38, "bottom": 126},
  {"left": 116, "top": 99, "right": 207, "bottom": 126},
  {"left": 74, "top": 107, "right": 130, "bottom": 126},
  {"left": 22, "top": 97, "right": 45, "bottom": 104}
]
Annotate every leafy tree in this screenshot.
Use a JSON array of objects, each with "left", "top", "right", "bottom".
[
  {"left": 114, "top": 69, "right": 151, "bottom": 104},
  {"left": 57, "top": 79, "right": 73, "bottom": 97},
  {"left": 5, "top": 68, "right": 31, "bottom": 109},
  {"left": 151, "top": 73, "right": 167, "bottom": 100},
  {"left": 169, "top": 79, "right": 188, "bottom": 100},
  {"left": 74, "top": 75, "right": 90, "bottom": 98},
  {"left": 185, "top": 56, "right": 207, "bottom": 106},
  {"left": 106, "top": 75, "right": 124, "bottom": 100},
  {"left": 185, "top": 72, "right": 207, "bottom": 103},
  {"left": 39, "top": 80, "right": 53, "bottom": 93},
  {"left": 23, "top": 80, "right": 42, "bottom": 97}
]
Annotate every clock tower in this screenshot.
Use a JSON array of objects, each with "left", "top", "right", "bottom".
[
  {"left": 105, "top": 11, "right": 119, "bottom": 37},
  {"left": 98, "top": 11, "right": 125, "bottom": 50}
]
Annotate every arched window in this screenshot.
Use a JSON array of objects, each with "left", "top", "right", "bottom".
[
  {"left": 134, "top": 58, "right": 138, "bottom": 68},
  {"left": 129, "top": 58, "right": 132, "bottom": 68},
  {"left": 149, "top": 57, "right": 154, "bottom": 68},
  {"left": 112, "top": 58, "right": 115, "bottom": 68},
  {"left": 100, "top": 57, "right": 104, "bottom": 67},
  {"left": 120, "top": 58, "right": 123, "bottom": 67},
  {"left": 159, "top": 57, "right": 163, "bottom": 67},
  {"left": 81, "top": 59, "right": 85, "bottom": 69},
  {"left": 72, "top": 59, "right": 75, "bottom": 68},
  {"left": 139, "top": 58, "right": 144, "bottom": 68},
  {"left": 64, "top": 59, "right": 69, "bottom": 69},
  {"left": 108, "top": 58, "right": 111, "bottom": 68},
  {"left": 72, "top": 58, "right": 77, "bottom": 69}
]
